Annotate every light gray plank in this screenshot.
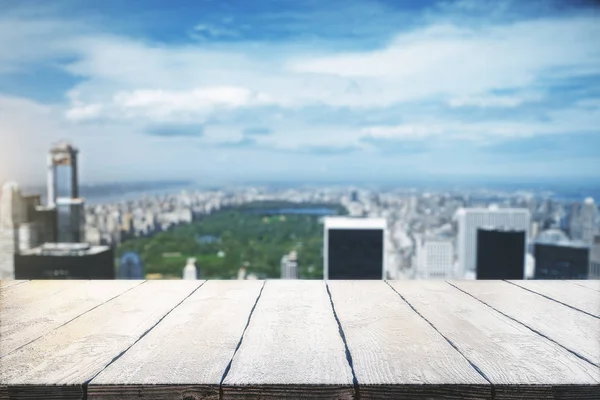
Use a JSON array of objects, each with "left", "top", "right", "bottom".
[
  {"left": 568, "top": 280, "right": 600, "bottom": 292},
  {"left": 509, "top": 280, "right": 600, "bottom": 317},
  {"left": 0, "top": 280, "right": 28, "bottom": 289},
  {"left": 88, "top": 280, "right": 264, "bottom": 400},
  {"left": 327, "top": 280, "right": 490, "bottom": 399},
  {"left": 451, "top": 280, "right": 600, "bottom": 367},
  {"left": 0, "top": 280, "right": 202, "bottom": 399},
  {"left": 389, "top": 281, "right": 600, "bottom": 398},
  {"left": 1, "top": 280, "right": 142, "bottom": 357},
  {"left": 222, "top": 280, "right": 354, "bottom": 399}
]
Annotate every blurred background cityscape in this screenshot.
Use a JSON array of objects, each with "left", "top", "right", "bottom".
[
  {"left": 1, "top": 1, "right": 599, "bottom": 281},
  {"left": 0, "top": 142, "right": 598, "bottom": 281}
]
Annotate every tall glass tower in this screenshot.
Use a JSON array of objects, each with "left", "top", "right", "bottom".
[{"left": 47, "top": 142, "right": 84, "bottom": 243}]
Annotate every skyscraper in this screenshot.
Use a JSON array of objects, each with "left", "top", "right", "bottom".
[
  {"left": 581, "top": 197, "right": 598, "bottom": 245},
  {"left": 324, "top": 217, "right": 386, "bottom": 280},
  {"left": 47, "top": 142, "right": 79, "bottom": 207},
  {"left": 45, "top": 142, "right": 85, "bottom": 243},
  {"left": 476, "top": 228, "right": 526, "bottom": 280},
  {"left": 416, "top": 240, "right": 454, "bottom": 279},
  {"left": 0, "top": 182, "right": 26, "bottom": 279},
  {"left": 455, "top": 207, "right": 530, "bottom": 277},
  {"left": 56, "top": 198, "right": 85, "bottom": 243}
]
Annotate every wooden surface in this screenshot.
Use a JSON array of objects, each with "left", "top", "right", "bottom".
[
  {"left": 450, "top": 280, "right": 600, "bottom": 367},
  {"left": 0, "top": 281, "right": 28, "bottom": 289},
  {"left": 222, "top": 280, "right": 355, "bottom": 399},
  {"left": 389, "top": 281, "right": 600, "bottom": 399},
  {"left": 89, "top": 280, "right": 264, "bottom": 400},
  {"left": 568, "top": 279, "right": 600, "bottom": 292},
  {"left": 327, "top": 280, "right": 490, "bottom": 399},
  {"left": 1, "top": 280, "right": 202, "bottom": 399},
  {"left": 1, "top": 280, "right": 141, "bottom": 357},
  {"left": 1, "top": 280, "right": 599, "bottom": 400},
  {"left": 508, "top": 280, "right": 600, "bottom": 317}
]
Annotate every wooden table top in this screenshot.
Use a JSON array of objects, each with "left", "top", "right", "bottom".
[{"left": 1, "top": 279, "right": 599, "bottom": 399}]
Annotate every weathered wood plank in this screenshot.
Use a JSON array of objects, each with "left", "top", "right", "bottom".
[
  {"left": 222, "top": 280, "right": 355, "bottom": 399},
  {"left": 509, "top": 280, "right": 600, "bottom": 317},
  {"left": 1, "top": 280, "right": 142, "bottom": 357},
  {"left": 568, "top": 280, "right": 600, "bottom": 292},
  {"left": 0, "top": 280, "right": 202, "bottom": 399},
  {"left": 450, "top": 280, "right": 600, "bottom": 367},
  {"left": 327, "top": 280, "right": 490, "bottom": 399},
  {"left": 389, "top": 281, "right": 600, "bottom": 398},
  {"left": 88, "top": 280, "right": 264, "bottom": 400},
  {"left": 0, "top": 280, "right": 28, "bottom": 289}
]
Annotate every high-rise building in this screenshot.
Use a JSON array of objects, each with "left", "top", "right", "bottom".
[
  {"left": 590, "top": 235, "right": 600, "bottom": 278},
  {"left": 22, "top": 195, "right": 41, "bottom": 221},
  {"left": 56, "top": 198, "right": 85, "bottom": 243},
  {"left": 33, "top": 206, "right": 58, "bottom": 244},
  {"left": 14, "top": 243, "right": 114, "bottom": 279},
  {"left": 18, "top": 223, "right": 38, "bottom": 252},
  {"left": 568, "top": 203, "right": 583, "bottom": 241},
  {"left": 47, "top": 142, "right": 79, "bottom": 207},
  {"left": 476, "top": 228, "right": 526, "bottom": 280},
  {"left": 416, "top": 240, "right": 454, "bottom": 279},
  {"left": 280, "top": 250, "right": 298, "bottom": 279},
  {"left": 581, "top": 197, "right": 598, "bottom": 245},
  {"left": 0, "top": 182, "right": 26, "bottom": 279},
  {"left": 324, "top": 217, "right": 386, "bottom": 280},
  {"left": 534, "top": 242, "right": 589, "bottom": 279},
  {"left": 455, "top": 207, "right": 530, "bottom": 277}
]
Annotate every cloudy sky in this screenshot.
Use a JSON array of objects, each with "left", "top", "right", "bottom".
[{"left": 1, "top": 0, "right": 599, "bottom": 185}]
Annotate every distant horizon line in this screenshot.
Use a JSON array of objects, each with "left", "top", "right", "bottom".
[{"left": 10, "top": 176, "right": 600, "bottom": 189}]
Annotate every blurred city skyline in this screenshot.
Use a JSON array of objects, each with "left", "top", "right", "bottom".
[{"left": 1, "top": 0, "right": 599, "bottom": 185}]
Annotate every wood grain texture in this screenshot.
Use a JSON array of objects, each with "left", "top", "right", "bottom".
[
  {"left": 327, "top": 280, "right": 490, "bottom": 399},
  {"left": 450, "top": 280, "right": 600, "bottom": 367},
  {"left": 567, "top": 280, "right": 600, "bottom": 292},
  {"left": 88, "top": 280, "right": 264, "bottom": 400},
  {"left": 389, "top": 281, "right": 600, "bottom": 398},
  {"left": 1, "top": 280, "right": 142, "bottom": 357},
  {"left": 222, "top": 280, "right": 355, "bottom": 399},
  {"left": 508, "top": 280, "right": 600, "bottom": 317},
  {"left": 0, "top": 281, "right": 28, "bottom": 289},
  {"left": 0, "top": 280, "right": 202, "bottom": 399}
]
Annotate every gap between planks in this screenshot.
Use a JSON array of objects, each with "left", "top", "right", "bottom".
[
  {"left": 504, "top": 280, "right": 600, "bottom": 320},
  {"left": 81, "top": 281, "right": 207, "bottom": 398},
  {"left": 1, "top": 281, "right": 148, "bottom": 359},
  {"left": 446, "top": 281, "right": 600, "bottom": 369},
  {"left": 384, "top": 281, "right": 495, "bottom": 395}
]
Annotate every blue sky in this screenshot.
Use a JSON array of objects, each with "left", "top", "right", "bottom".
[{"left": 0, "top": 0, "right": 599, "bottom": 185}]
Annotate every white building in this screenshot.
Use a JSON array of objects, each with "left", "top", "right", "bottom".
[
  {"left": 0, "top": 182, "right": 26, "bottom": 279},
  {"left": 455, "top": 207, "right": 530, "bottom": 277},
  {"left": 416, "top": 240, "right": 454, "bottom": 279},
  {"left": 581, "top": 197, "right": 598, "bottom": 245}
]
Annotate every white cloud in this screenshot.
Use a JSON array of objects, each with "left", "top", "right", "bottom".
[
  {"left": 49, "top": 14, "right": 598, "bottom": 120},
  {"left": 448, "top": 93, "right": 542, "bottom": 108},
  {"left": 289, "top": 16, "right": 600, "bottom": 103},
  {"left": 1, "top": 6, "right": 600, "bottom": 183}
]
